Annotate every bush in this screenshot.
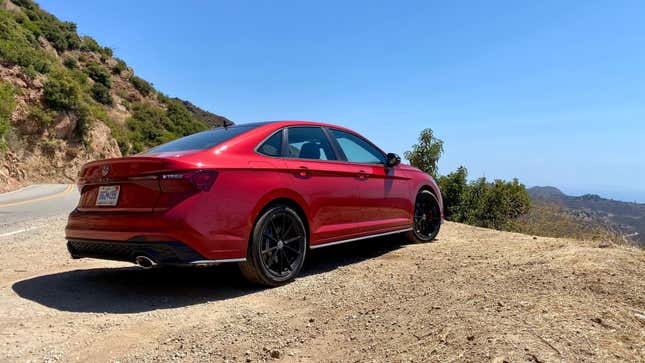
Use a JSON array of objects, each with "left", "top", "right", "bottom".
[
  {"left": 406, "top": 128, "right": 531, "bottom": 231},
  {"left": 11, "top": 0, "right": 81, "bottom": 52},
  {"left": 437, "top": 166, "right": 468, "bottom": 221},
  {"left": 111, "top": 58, "right": 127, "bottom": 74},
  {"left": 80, "top": 36, "right": 100, "bottom": 52},
  {"left": 129, "top": 76, "right": 153, "bottom": 96},
  {"left": 441, "top": 171, "right": 531, "bottom": 231},
  {"left": 462, "top": 178, "right": 531, "bottom": 230},
  {"left": 91, "top": 82, "right": 113, "bottom": 105},
  {"left": 63, "top": 56, "right": 77, "bottom": 69},
  {"left": 27, "top": 104, "right": 56, "bottom": 130},
  {"left": 126, "top": 102, "right": 173, "bottom": 153},
  {"left": 101, "top": 46, "right": 113, "bottom": 57},
  {"left": 84, "top": 62, "right": 111, "bottom": 88},
  {"left": 125, "top": 101, "right": 208, "bottom": 154},
  {"left": 43, "top": 71, "right": 81, "bottom": 111},
  {"left": 0, "top": 81, "right": 16, "bottom": 148},
  {"left": 164, "top": 98, "right": 208, "bottom": 136},
  {"left": 0, "top": 9, "right": 53, "bottom": 74}
]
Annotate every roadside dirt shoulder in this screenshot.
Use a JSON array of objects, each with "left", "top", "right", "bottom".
[{"left": 1, "top": 219, "right": 643, "bottom": 362}]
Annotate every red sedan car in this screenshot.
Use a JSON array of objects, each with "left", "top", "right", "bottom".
[{"left": 66, "top": 121, "right": 443, "bottom": 286}]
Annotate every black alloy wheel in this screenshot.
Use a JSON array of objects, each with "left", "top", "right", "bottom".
[
  {"left": 405, "top": 190, "right": 441, "bottom": 243},
  {"left": 239, "top": 205, "right": 307, "bottom": 286}
]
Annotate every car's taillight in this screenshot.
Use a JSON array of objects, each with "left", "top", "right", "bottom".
[{"left": 159, "top": 170, "right": 218, "bottom": 192}]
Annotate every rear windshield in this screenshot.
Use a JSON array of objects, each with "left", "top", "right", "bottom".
[{"left": 142, "top": 126, "right": 256, "bottom": 154}]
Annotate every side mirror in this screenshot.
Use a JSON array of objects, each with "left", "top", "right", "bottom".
[{"left": 386, "top": 153, "right": 401, "bottom": 167}]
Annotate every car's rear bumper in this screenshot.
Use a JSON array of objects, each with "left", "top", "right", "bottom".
[
  {"left": 65, "top": 208, "right": 247, "bottom": 261},
  {"left": 67, "top": 238, "right": 205, "bottom": 264}
]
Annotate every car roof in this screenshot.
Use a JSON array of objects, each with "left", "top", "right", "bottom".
[{"left": 231, "top": 120, "right": 354, "bottom": 132}]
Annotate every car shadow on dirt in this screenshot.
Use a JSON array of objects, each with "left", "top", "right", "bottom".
[{"left": 12, "top": 235, "right": 413, "bottom": 314}]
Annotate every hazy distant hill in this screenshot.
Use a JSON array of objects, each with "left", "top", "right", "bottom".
[{"left": 528, "top": 186, "right": 645, "bottom": 246}]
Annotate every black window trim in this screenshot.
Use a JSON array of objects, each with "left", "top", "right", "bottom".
[
  {"left": 326, "top": 127, "right": 387, "bottom": 165},
  {"left": 254, "top": 125, "right": 388, "bottom": 167}
]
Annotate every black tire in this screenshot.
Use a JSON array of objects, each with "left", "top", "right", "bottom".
[
  {"left": 405, "top": 190, "right": 441, "bottom": 243},
  {"left": 239, "top": 205, "right": 307, "bottom": 287}
]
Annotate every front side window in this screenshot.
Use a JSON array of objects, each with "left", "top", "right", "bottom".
[
  {"left": 330, "top": 129, "right": 385, "bottom": 164},
  {"left": 286, "top": 127, "right": 336, "bottom": 160},
  {"left": 257, "top": 130, "right": 282, "bottom": 156}
]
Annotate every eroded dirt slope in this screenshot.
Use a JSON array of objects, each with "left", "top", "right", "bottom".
[{"left": 1, "top": 218, "right": 643, "bottom": 362}]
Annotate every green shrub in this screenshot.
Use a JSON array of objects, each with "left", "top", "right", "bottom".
[
  {"left": 125, "top": 101, "right": 208, "bottom": 154},
  {"left": 80, "top": 36, "right": 100, "bottom": 52},
  {"left": 84, "top": 62, "right": 111, "bottom": 88},
  {"left": 43, "top": 71, "right": 81, "bottom": 111},
  {"left": 0, "top": 81, "right": 16, "bottom": 147},
  {"left": 0, "top": 10, "right": 53, "bottom": 74},
  {"left": 10, "top": 0, "right": 81, "bottom": 52},
  {"left": 437, "top": 166, "right": 468, "bottom": 221},
  {"left": 164, "top": 98, "right": 208, "bottom": 136},
  {"left": 101, "top": 46, "right": 113, "bottom": 57},
  {"left": 91, "top": 82, "right": 113, "bottom": 105},
  {"left": 126, "top": 103, "right": 172, "bottom": 153},
  {"left": 111, "top": 58, "right": 127, "bottom": 74},
  {"left": 27, "top": 104, "right": 56, "bottom": 130},
  {"left": 407, "top": 128, "right": 531, "bottom": 232},
  {"left": 439, "top": 169, "right": 531, "bottom": 231},
  {"left": 129, "top": 76, "right": 153, "bottom": 96},
  {"left": 63, "top": 56, "right": 77, "bottom": 69},
  {"left": 78, "top": 54, "right": 87, "bottom": 63}
]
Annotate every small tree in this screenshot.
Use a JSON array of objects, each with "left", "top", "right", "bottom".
[{"left": 404, "top": 128, "right": 444, "bottom": 179}]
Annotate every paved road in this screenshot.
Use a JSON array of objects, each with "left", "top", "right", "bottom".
[{"left": 0, "top": 184, "right": 79, "bottom": 236}]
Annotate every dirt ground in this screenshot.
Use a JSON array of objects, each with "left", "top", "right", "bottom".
[{"left": 1, "top": 216, "right": 643, "bottom": 362}]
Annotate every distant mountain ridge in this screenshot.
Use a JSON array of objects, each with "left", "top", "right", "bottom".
[{"left": 528, "top": 186, "right": 645, "bottom": 246}]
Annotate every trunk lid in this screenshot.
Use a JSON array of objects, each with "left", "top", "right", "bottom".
[{"left": 77, "top": 156, "right": 200, "bottom": 212}]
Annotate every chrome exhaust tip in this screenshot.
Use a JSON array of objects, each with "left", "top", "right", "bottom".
[{"left": 134, "top": 255, "right": 157, "bottom": 269}]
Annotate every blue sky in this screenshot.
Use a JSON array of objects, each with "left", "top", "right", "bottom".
[{"left": 39, "top": 0, "right": 645, "bottom": 202}]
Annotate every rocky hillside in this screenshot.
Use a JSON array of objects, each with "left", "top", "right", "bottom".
[
  {"left": 0, "top": 0, "right": 231, "bottom": 192},
  {"left": 528, "top": 186, "right": 645, "bottom": 247}
]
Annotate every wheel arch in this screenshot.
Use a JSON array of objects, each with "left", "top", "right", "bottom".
[
  {"left": 247, "top": 190, "right": 310, "bottom": 253},
  {"left": 416, "top": 180, "right": 444, "bottom": 219}
]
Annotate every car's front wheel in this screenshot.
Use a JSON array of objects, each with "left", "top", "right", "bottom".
[
  {"left": 239, "top": 205, "right": 307, "bottom": 286},
  {"left": 405, "top": 190, "right": 441, "bottom": 243}
]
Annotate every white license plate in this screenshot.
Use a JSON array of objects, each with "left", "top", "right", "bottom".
[{"left": 96, "top": 185, "right": 120, "bottom": 206}]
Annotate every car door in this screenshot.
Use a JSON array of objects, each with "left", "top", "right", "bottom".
[
  {"left": 328, "top": 128, "right": 412, "bottom": 234},
  {"left": 282, "top": 126, "right": 363, "bottom": 244}
]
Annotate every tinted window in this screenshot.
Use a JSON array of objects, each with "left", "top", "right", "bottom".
[
  {"left": 286, "top": 127, "right": 336, "bottom": 160},
  {"left": 143, "top": 126, "right": 255, "bottom": 154},
  {"left": 330, "top": 129, "right": 385, "bottom": 164},
  {"left": 257, "top": 131, "right": 282, "bottom": 156}
]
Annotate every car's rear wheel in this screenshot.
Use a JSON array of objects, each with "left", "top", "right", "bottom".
[
  {"left": 239, "top": 205, "right": 307, "bottom": 286},
  {"left": 405, "top": 190, "right": 441, "bottom": 243}
]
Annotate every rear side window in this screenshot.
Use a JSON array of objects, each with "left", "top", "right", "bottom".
[
  {"left": 286, "top": 127, "right": 336, "bottom": 160},
  {"left": 143, "top": 126, "right": 255, "bottom": 154},
  {"left": 330, "top": 129, "right": 386, "bottom": 164},
  {"left": 257, "top": 131, "right": 282, "bottom": 157}
]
